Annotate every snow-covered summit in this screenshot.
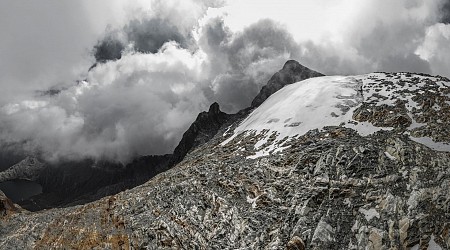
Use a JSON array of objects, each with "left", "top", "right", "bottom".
[{"left": 223, "top": 72, "right": 450, "bottom": 158}]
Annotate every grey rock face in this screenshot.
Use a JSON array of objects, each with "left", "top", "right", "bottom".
[{"left": 251, "top": 60, "right": 324, "bottom": 108}]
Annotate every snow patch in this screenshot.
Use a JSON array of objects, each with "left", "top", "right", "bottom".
[
  {"left": 409, "top": 136, "right": 450, "bottom": 152},
  {"left": 358, "top": 207, "right": 380, "bottom": 222}
]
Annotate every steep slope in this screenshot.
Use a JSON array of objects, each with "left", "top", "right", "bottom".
[
  {"left": 251, "top": 60, "right": 324, "bottom": 107},
  {"left": 171, "top": 102, "right": 229, "bottom": 163},
  {"left": 1, "top": 72, "right": 450, "bottom": 249}
]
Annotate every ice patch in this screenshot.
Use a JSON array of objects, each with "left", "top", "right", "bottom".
[{"left": 409, "top": 136, "right": 450, "bottom": 152}]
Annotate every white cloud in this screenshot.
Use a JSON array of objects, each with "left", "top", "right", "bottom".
[{"left": 416, "top": 23, "right": 450, "bottom": 77}]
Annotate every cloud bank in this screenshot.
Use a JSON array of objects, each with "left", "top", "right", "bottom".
[{"left": 1, "top": 0, "right": 449, "bottom": 162}]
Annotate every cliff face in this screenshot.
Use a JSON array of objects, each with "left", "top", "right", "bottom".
[{"left": 1, "top": 71, "right": 450, "bottom": 249}]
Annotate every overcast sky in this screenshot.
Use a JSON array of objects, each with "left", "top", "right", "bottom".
[{"left": 0, "top": 0, "right": 449, "bottom": 162}]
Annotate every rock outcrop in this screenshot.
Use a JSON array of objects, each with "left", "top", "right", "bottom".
[
  {"left": 0, "top": 190, "right": 21, "bottom": 218},
  {"left": 251, "top": 60, "right": 324, "bottom": 107}
]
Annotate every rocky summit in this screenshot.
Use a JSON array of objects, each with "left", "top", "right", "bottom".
[{"left": 1, "top": 68, "right": 450, "bottom": 249}]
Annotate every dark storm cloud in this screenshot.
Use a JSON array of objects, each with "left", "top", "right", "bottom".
[
  {"left": 440, "top": 0, "right": 450, "bottom": 24},
  {"left": 199, "top": 18, "right": 302, "bottom": 111},
  {"left": 93, "top": 17, "right": 192, "bottom": 63},
  {"left": 125, "top": 18, "right": 190, "bottom": 53},
  {"left": 0, "top": 1, "right": 111, "bottom": 105},
  {"left": 93, "top": 33, "right": 125, "bottom": 63},
  {"left": 352, "top": 21, "right": 432, "bottom": 74},
  {"left": 0, "top": 15, "right": 300, "bottom": 162}
]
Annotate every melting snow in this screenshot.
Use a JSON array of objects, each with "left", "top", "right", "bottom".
[
  {"left": 409, "top": 136, "right": 450, "bottom": 152},
  {"left": 222, "top": 73, "right": 450, "bottom": 158}
]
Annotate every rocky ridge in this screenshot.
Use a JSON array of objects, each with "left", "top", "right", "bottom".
[
  {"left": 0, "top": 156, "right": 45, "bottom": 182},
  {"left": 1, "top": 68, "right": 450, "bottom": 249}
]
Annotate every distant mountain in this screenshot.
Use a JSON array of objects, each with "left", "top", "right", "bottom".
[{"left": 2, "top": 63, "right": 450, "bottom": 249}]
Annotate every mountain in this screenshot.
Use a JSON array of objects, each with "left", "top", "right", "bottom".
[
  {"left": 251, "top": 60, "right": 324, "bottom": 107},
  {"left": 0, "top": 60, "right": 315, "bottom": 211},
  {"left": 1, "top": 65, "right": 450, "bottom": 249}
]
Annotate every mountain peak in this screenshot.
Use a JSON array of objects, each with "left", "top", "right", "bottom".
[
  {"left": 282, "top": 59, "right": 303, "bottom": 70},
  {"left": 208, "top": 102, "right": 221, "bottom": 115},
  {"left": 251, "top": 60, "right": 324, "bottom": 107},
  {"left": 171, "top": 102, "right": 228, "bottom": 163}
]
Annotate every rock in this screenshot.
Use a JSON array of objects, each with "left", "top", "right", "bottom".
[
  {"left": 311, "top": 217, "right": 335, "bottom": 247},
  {"left": 287, "top": 236, "right": 305, "bottom": 250},
  {"left": 0, "top": 190, "right": 20, "bottom": 218},
  {"left": 0, "top": 102, "right": 230, "bottom": 211},
  {"left": 399, "top": 217, "right": 410, "bottom": 246},
  {"left": 367, "top": 227, "right": 384, "bottom": 250}
]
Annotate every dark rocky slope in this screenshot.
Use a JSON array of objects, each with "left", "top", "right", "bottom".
[{"left": 171, "top": 102, "right": 229, "bottom": 164}]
